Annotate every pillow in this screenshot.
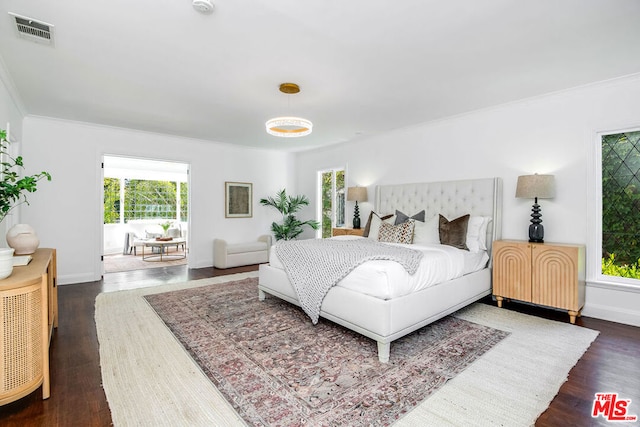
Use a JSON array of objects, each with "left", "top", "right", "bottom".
[
  {"left": 466, "top": 216, "right": 492, "bottom": 253},
  {"left": 394, "top": 209, "right": 426, "bottom": 225},
  {"left": 363, "top": 211, "right": 394, "bottom": 237},
  {"left": 365, "top": 212, "right": 395, "bottom": 239},
  {"left": 145, "top": 230, "right": 162, "bottom": 239},
  {"left": 377, "top": 219, "right": 415, "bottom": 244},
  {"left": 413, "top": 214, "right": 440, "bottom": 245},
  {"left": 439, "top": 214, "right": 470, "bottom": 250}
]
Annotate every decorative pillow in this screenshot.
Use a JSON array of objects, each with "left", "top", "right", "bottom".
[
  {"left": 363, "top": 211, "right": 394, "bottom": 237},
  {"left": 145, "top": 230, "right": 162, "bottom": 239},
  {"left": 378, "top": 219, "right": 415, "bottom": 244},
  {"left": 413, "top": 214, "right": 440, "bottom": 245},
  {"left": 439, "top": 214, "right": 470, "bottom": 250},
  {"left": 466, "top": 216, "right": 492, "bottom": 253},
  {"left": 365, "top": 212, "right": 395, "bottom": 239},
  {"left": 394, "top": 209, "right": 426, "bottom": 225}
]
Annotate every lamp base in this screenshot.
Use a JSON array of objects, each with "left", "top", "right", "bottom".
[
  {"left": 353, "top": 201, "right": 361, "bottom": 229},
  {"left": 528, "top": 198, "right": 544, "bottom": 243},
  {"left": 528, "top": 223, "right": 544, "bottom": 243}
]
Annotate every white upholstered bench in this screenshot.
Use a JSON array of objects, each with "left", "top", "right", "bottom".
[{"left": 213, "top": 235, "right": 272, "bottom": 269}]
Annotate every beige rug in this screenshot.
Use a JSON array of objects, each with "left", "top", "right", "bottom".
[
  {"left": 95, "top": 272, "right": 599, "bottom": 426},
  {"left": 103, "top": 250, "right": 187, "bottom": 272}
]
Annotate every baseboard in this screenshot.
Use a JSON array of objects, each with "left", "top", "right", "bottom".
[
  {"left": 583, "top": 283, "right": 640, "bottom": 327},
  {"left": 582, "top": 303, "right": 640, "bottom": 327},
  {"left": 188, "top": 260, "right": 213, "bottom": 269},
  {"left": 58, "top": 272, "right": 101, "bottom": 285}
]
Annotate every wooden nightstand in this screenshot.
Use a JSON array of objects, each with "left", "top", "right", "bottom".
[
  {"left": 492, "top": 240, "right": 585, "bottom": 324},
  {"left": 332, "top": 228, "right": 365, "bottom": 237}
]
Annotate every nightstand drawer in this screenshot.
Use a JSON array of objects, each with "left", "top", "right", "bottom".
[{"left": 332, "top": 228, "right": 365, "bottom": 237}]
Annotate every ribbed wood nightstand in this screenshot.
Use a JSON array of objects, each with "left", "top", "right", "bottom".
[{"left": 492, "top": 240, "right": 585, "bottom": 324}]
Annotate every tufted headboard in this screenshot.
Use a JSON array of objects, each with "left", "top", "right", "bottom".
[{"left": 375, "top": 177, "right": 503, "bottom": 257}]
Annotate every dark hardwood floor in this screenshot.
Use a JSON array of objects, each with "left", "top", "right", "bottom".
[{"left": 0, "top": 264, "right": 638, "bottom": 427}]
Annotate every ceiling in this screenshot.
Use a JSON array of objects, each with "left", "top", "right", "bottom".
[{"left": 1, "top": 0, "right": 639, "bottom": 152}]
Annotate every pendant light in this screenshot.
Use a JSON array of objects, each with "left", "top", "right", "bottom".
[{"left": 265, "top": 83, "right": 313, "bottom": 138}]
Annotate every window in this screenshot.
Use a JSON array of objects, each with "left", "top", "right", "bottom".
[
  {"left": 103, "top": 178, "right": 188, "bottom": 224},
  {"left": 103, "top": 177, "right": 121, "bottom": 224},
  {"left": 103, "top": 156, "right": 189, "bottom": 226},
  {"left": 600, "top": 129, "right": 640, "bottom": 281},
  {"left": 180, "top": 182, "right": 188, "bottom": 222},
  {"left": 319, "top": 168, "right": 345, "bottom": 238}
]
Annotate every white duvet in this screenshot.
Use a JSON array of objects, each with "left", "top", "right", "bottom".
[{"left": 269, "top": 236, "right": 488, "bottom": 300}]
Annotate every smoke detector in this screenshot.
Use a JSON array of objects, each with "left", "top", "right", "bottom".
[
  {"left": 8, "top": 12, "right": 54, "bottom": 46},
  {"left": 192, "top": 0, "right": 214, "bottom": 14}
]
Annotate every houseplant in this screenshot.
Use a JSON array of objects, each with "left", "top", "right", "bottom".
[
  {"left": 160, "top": 220, "right": 173, "bottom": 236},
  {"left": 0, "top": 128, "right": 52, "bottom": 224},
  {"left": 260, "top": 189, "right": 320, "bottom": 240}
]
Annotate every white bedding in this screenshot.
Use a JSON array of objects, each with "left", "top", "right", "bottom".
[{"left": 268, "top": 236, "right": 488, "bottom": 300}]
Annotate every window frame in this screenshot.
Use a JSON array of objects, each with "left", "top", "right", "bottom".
[{"left": 588, "top": 124, "right": 640, "bottom": 290}]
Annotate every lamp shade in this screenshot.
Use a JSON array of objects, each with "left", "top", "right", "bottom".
[
  {"left": 347, "top": 187, "right": 368, "bottom": 203},
  {"left": 515, "top": 174, "right": 556, "bottom": 199}
]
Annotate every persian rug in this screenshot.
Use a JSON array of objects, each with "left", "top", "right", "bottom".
[
  {"left": 144, "top": 277, "right": 508, "bottom": 426},
  {"left": 95, "top": 272, "right": 600, "bottom": 426}
]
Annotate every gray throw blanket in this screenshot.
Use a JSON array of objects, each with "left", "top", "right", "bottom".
[{"left": 275, "top": 238, "right": 424, "bottom": 324}]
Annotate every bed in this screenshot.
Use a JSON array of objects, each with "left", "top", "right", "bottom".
[{"left": 258, "top": 177, "right": 503, "bottom": 362}]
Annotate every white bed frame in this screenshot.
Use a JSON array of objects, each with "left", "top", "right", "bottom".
[{"left": 258, "top": 177, "right": 503, "bottom": 362}]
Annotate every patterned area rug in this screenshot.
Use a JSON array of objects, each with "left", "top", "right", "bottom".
[{"left": 145, "top": 277, "right": 509, "bottom": 426}]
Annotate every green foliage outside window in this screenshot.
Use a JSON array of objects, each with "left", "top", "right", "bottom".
[
  {"left": 601, "top": 130, "right": 640, "bottom": 279},
  {"left": 124, "top": 179, "right": 176, "bottom": 221},
  {"left": 180, "top": 182, "right": 188, "bottom": 222},
  {"left": 320, "top": 169, "right": 345, "bottom": 238},
  {"left": 321, "top": 172, "right": 332, "bottom": 238},
  {"left": 103, "top": 178, "right": 120, "bottom": 224},
  {"left": 602, "top": 254, "right": 640, "bottom": 279}
]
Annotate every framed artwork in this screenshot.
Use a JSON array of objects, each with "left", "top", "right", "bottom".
[{"left": 225, "top": 182, "right": 252, "bottom": 218}]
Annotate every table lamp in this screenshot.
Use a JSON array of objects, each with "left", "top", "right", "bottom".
[
  {"left": 515, "top": 174, "right": 555, "bottom": 243},
  {"left": 347, "top": 186, "right": 368, "bottom": 229}
]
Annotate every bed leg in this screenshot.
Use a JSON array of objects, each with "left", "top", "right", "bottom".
[
  {"left": 377, "top": 341, "right": 390, "bottom": 363},
  {"left": 258, "top": 289, "right": 266, "bottom": 301}
]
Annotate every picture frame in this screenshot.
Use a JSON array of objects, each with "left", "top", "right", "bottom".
[{"left": 225, "top": 181, "right": 252, "bottom": 218}]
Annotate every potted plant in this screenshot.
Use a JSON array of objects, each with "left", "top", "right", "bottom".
[
  {"left": 260, "top": 189, "right": 320, "bottom": 241},
  {"left": 0, "top": 128, "right": 51, "bottom": 224},
  {"left": 160, "top": 220, "right": 173, "bottom": 237}
]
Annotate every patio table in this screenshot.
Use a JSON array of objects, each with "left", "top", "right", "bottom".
[{"left": 141, "top": 238, "right": 187, "bottom": 262}]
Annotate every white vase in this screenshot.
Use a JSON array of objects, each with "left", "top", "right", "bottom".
[
  {"left": 0, "top": 247, "right": 15, "bottom": 279},
  {"left": 6, "top": 224, "right": 40, "bottom": 255}
]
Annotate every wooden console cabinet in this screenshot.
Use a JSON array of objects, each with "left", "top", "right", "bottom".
[
  {"left": 492, "top": 240, "right": 585, "bottom": 323},
  {"left": 0, "top": 248, "right": 57, "bottom": 405},
  {"left": 332, "top": 228, "right": 365, "bottom": 237}
]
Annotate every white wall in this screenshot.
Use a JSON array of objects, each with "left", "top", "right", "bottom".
[
  {"left": 295, "top": 74, "right": 640, "bottom": 327},
  {"left": 0, "top": 65, "right": 26, "bottom": 238},
  {"left": 20, "top": 116, "right": 294, "bottom": 284}
]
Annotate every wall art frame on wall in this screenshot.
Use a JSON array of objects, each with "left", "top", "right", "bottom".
[{"left": 225, "top": 181, "right": 252, "bottom": 218}]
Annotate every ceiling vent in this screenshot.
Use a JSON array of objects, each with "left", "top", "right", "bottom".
[{"left": 8, "top": 12, "right": 54, "bottom": 46}]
